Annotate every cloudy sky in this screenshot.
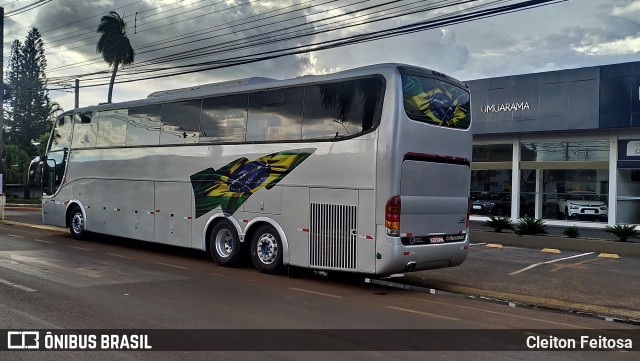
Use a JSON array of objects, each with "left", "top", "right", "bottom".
[{"left": 3, "top": 0, "right": 639, "bottom": 112}]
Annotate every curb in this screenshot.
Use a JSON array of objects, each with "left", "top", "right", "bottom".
[
  {"left": 472, "top": 230, "right": 640, "bottom": 257},
  {"left": 0, "top": 219, "right": 67, "bottom": 233},
  {"left": 368, "top": 278, "right": 640, "bottom": 326}
]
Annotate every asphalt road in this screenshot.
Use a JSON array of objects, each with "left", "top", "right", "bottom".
[{"left": 0, "top": 222, "right": 638, "bottom": 360}]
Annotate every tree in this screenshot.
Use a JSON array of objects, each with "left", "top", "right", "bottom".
[
  {"left": 96, "top": 11, "right": 135, "bottom": 103},
  {"left": 5, "top": 29, "right": 54, "bottom": 157}
]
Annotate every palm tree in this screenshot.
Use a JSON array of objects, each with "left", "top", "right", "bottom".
[{"left": 96, "top": 11, "right": 134, "bottom": 103}]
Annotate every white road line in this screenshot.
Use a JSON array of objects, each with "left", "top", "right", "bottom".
[
  {"left": 106, "top": 253, "right": 132, "bottom": 259},
  {"left": 0, "top": 277, "right": 37, "bottom": 292},
  {"left": 509, "top": 252, "right": 595, "bottom": 275},
  {"left": 155, "top": 262, "right": 188, "bottom": 270},
  {"left": 407, "top": 296, "right": 586, "bottom": 329},
  {"left": 387, "top": 306, "right": 459, "bottom": 321},
  {"left": 34, "top": 239, "right": 53, "bottom": 244},
  {"left": 7, "top": 234, "right": 24, "bottom": 239},
  {"left": 68, "top": 246, "right": 91, "bottom": 251},
  {"left": 289, "top": 287, "right": 343, "bottom": 299}
]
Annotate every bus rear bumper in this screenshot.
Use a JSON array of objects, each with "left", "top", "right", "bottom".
[{"left": 375, "top": 230, "right": 469, "bottom": 275}]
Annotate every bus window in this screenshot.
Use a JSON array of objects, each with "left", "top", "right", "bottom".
[
  {"left": 160, "top": 99, "right": 201, "bottom": 144},
  {"left": 246, "top": 87, "right": 303, "bottom": 142},
  {"left": 302, "top": 78, "right": 384, "bottom": 139},
  {"left": 96, "top": 109, "right": 128, "bottom": 147},
  {"left": 50, "top": 116, "right": 73, "bottom": 151},
  {"left": 126, "top": 104, "right": 162, "bottom": 146},
  {"left": 401, "top": 74, "right": 470, "bottom": 129},
  {"left": 71, "top": 113, "right": 97, "bottom": 149},
  {"left": 200, "top": 94, "right": 247, "bottom": 143}
]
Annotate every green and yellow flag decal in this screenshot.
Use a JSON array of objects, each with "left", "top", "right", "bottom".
[{"left": 190, "top": 148, "right": 315, "bottom": 218}]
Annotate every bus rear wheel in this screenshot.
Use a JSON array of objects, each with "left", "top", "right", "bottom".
[
  {"left": 68, "top": 206, "right": 86, "bottom": 240},
  {"left": 250, "top": 225, "right": 284, "bottom": 274},
  {"left": 209, "top": 219, "right": 242, "bottom": 267}
]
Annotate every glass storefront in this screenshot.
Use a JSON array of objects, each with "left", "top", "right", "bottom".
[
  {"left": 471, "top": 140, "right": 613, "bottom": 223},
  {"left": 519, "top": 140, "right": 609, "bottom": 222},
  {"left": 470, "top": 144, "right": 512, "bottom": 216}
]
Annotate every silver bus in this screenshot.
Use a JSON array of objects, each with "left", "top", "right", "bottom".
[{"left": 39, "top": 63, "right": 472, "bottom": 275}]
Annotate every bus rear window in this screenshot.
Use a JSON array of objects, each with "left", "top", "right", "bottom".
[{"left": 401, "top": 74, "right": 470, "bottom": 129}]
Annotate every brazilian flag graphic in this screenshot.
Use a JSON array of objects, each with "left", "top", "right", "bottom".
[
  {"left": 190, "top": 148, "right": 315, "bottom": 218},
  {"left": 403, "top": 75, "right": 470, "bottom": 128}
]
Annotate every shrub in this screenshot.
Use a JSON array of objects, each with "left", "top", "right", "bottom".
[
  {"left": 604, "top": 224, "right": 639, "bottom": 242},
  {"left": 516, "top": 217, "right": 548, "bottom": 235},
  {"left": 482, "top": 215, "right": 514, "bottom": 233},
  {"left": 563, "top": 225, "right": 580, "bottom": 238}
]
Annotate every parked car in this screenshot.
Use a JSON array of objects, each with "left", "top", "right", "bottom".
[
  {"left": 470, "top": 193, "right": 533, "bottom": 217},
  {"left": 557, "top": 191, "right": 607, "bottom": 221}
]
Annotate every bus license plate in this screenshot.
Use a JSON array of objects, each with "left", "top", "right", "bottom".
[{"left": 429, "top": 236, "right": 445, "bottom": 244}]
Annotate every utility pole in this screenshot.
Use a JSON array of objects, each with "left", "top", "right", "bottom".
[
  {"left": 0, "top": 7, "right": 5, "bottom": 196},
  {"left": 75, "top": 79, "right": 79, "bottom": 108}
]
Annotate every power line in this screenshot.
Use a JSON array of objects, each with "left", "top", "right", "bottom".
[
  {"left": 50, "top": 0, "right": 567, "bottom": 88},
  {"left": 5, "top": 0, "right": 54, "bottom": 17}
]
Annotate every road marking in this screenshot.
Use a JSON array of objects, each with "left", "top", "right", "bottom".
[
  {"left": 155, "top": 262, "right": 187, "bottom": 270},
  {"left": 34, "top": 239, "right": 53, "bottom": 244},
  {"left": 0, "top": 277, "right": 37, "bottom": 292},
  {"left": 598, "top": 253, "right": 620, "bottom": 259},
  {"left": 509, "top": 252, "right": 594, "bottom": 275},
  {"left": 289, "top": 287, "right": 343, "bottom": 299},
  {"left": 386, "top": 306, "right": 459, "bottom": 321},
  {"left": 407, "top": 297, "right": 586, "bottom": 328},
  {"left": 107, "top": 253, "right": 132, "bottom": 259},
  {"left": 485, "top": 243, "right": 503, "bottom": 248},
  {"left": 541, "top": 248, "right": 561, "bottom": 254},
  {"left": 68, "top": 246, "right": 91, "bottom": 251},
  {"left": 7, "top": 234, "right": 24, "bottom": 239}
]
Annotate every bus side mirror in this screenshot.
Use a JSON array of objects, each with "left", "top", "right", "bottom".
[
  {"left": 28, "top": 156, "right": 41, "bottom": 185},
  {"left": 43, "top": 158, "right": 57, "bottom": 196}
]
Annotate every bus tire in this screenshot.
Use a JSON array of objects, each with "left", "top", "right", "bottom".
[
  {"left": 209, "top": 219, "right": 242, "bottom": 267},
  {"left": 68, "top": 206, "right": 86, "bottom": 240},
  {"left": 250, "top": 224, "right": 284, "bottom": 274}
]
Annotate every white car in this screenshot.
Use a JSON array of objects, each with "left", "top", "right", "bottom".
[{"left": 558, "top": 192, "right": 608, "bottom": 220}]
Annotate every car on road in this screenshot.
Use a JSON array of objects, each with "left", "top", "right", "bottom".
[{"left": 558, "top": 191, "right": 608, "bottom": 221}]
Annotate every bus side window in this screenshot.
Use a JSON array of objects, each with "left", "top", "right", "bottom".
[
  {"left": 96, "top": 109, "right": 127, "bottom": 147},
  {"left": 302, "top": 78, "right": 384, "bottom": 140},
  {"left": 50, "top": 116, "right": 73, "bottom": 151},
  {"left": 200, "top": 94, "right": 247, "bottom": 143},
  {"left": 126, "top": 104, "right": 162, "bottom": 146},
  {"left": 246, "top": 87, "right": 303, "bottom": 142},
  {"left": 71, "top": 113, "right": 97, "bottom": 149},
  {"left": 160, "top": 99, "right": 201, "bottom": 145}
]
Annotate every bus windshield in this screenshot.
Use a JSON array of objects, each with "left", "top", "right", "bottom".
[{"left": 401, "top": 74, "right": 470, "bottom": 129}]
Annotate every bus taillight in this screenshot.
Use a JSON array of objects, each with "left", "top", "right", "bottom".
[{"left": 385, "top": 196, "right": 401, "bottom": 236}]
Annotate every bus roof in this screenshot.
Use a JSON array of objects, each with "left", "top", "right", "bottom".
[{"left": 60, "top": 63, "right": 467, "bottom": 117}]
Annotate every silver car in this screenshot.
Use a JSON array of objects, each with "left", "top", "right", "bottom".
[{"left": 558, "top": 192, "right": 608, "bottom": 220}]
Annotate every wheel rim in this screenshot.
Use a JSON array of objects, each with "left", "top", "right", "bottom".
[
  {"left": 214, "top": 229, "right": 234, "bottom": 258},
  {"left": 71, "top": 212, "right": 84, "bottom": 234},
  {"left": 256, "top": 233, "right": 278, "bottom": 265}
]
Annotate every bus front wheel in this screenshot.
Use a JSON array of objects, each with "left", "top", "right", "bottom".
[
  {"left": 68, "top": 207, "right": 86, "bottom": 240},
  {"left": 209, "top": 220, "right": 242, "bottom": 267},
  {"left": 250, "top": 225, "right": 284, "bottom": 274}
]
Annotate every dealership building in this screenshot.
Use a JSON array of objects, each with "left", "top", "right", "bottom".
[{"left": 466, "top": 61, "right": 640, "bottom": 226}]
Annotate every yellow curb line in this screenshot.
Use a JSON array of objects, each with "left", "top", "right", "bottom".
[
  {"left": 485, "top": 243, "right": 503, "bottom": 248},
  {"left": 598, "top": 253, "right": 620, "bottom": 259},
  {"left": 541, "top": 248, "right": 561, "bottom": 254},
  {"left": 0, "top": 219, "right": 67, "bottom": 233}
]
